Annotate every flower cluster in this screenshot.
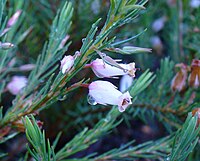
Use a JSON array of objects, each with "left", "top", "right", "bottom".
[
  {"left": 171, "top": 59, "right": 200, "bottom": 92},
  {"left": 60, "top": 50, "right": 136, "bottom": 112}
]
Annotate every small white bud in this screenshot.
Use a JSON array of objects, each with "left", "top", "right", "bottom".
[
  {"left": 0, "top": 42, "right": 14, "bottom": 49},
  {"left": 152, "top": 16, "right": 167, "bottom": 32},
  {"left": 60, "top": 55, "right": 74, "bottom": 74}
]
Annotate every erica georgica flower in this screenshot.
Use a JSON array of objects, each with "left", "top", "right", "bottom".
[
  {"left": 88, "top": 80, "right": 132, "bottom": 112},
  {"left": 171, "top": 63, "right": 188, "bottom": 92},
  {"left": 189, "top": 59, "right": 200, "bottom": 88},
  {"left": 60, "top": 55, "right": 74, "bottom": 74},
  {"left": 120, "top": 75, "right": 133, "bottom": 92},
  {"left": 6, "top": 76, "right": 28, "bottom": 95},
  {"left": 89, "top": 58, "right": 136, "bottom": 78}
]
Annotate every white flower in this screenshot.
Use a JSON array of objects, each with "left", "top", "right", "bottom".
[
  {"left": 120, "top": 75, "right": 133, "bottom": 92},
  {"left": 60, "top": 55, "right": 74, "bottom": 74},
  {"left": 6, "top": 76, "right": 28, "bottom": 95},
  {"left": 190, "top": 0, "right": 200, "bottom": 8},
  {"left": 91, "top": 0, "right": 100, "bottom": 14},
  {"left": 90, "top": 58, "right": 136, "bottom": 78},
  {"left": 88, "top": 80, "right": 132, "bottom": 112},
  {"left": 152, "top": 16, "right": 166, "bottom": 32}
]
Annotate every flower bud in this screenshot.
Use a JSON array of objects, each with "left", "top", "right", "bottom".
[
  {"left": 90, "top": 58, "right": 136, "bottom": 78},
  {"left": 0, "top": 42, "right": 14, "bottom": 49},
  {"left": 59, "top": 35, "right": 70, "bottom": 49},
  {"left": 60, "top": 55, "right": 74, "bottom": 74},
  {"left": 122, "top": 46, "right": 152, "bottom": 54},
  {"left": 188, "top": 59, "right": 200, "bottom": 89},
  {"left": 88, "top": 80, "right": 132, "bottom": 112},
  {"left": 19, "top": 64, "right": 35, "bottom": 71},
  {"left": 152, "top": 16, "right": 167, "bottom": 32},
  {"left": 6, "top": 76, "right": 28, "bottom": 95},
  {"left": 0, "top": 28, "right": 10, "bottom": 37},
  {"left": 171, "top": 63, "right": 188, "bottom": 92},
  {"left": 7, "top": 10, "right": 22, "bottom": 28}
]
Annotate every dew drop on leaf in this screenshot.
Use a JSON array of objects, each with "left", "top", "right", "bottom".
[
  {"left": 82, "top": 38, "right": 86, "bottom": 43},
  {"left": 57, "top": 95, "right": 66, "bottom": 101},
  {"left": 87, "top": 94, "right": 97, "bottom": 105}
]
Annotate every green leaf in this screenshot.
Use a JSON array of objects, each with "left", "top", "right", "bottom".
[
  {"left": 130, "top": 69, "right": 156, "bottom": 97},
  {"left": 167, "top": 113, "right": 200, "bottom": 161}
]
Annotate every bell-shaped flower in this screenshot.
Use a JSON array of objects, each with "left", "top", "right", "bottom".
[
  {"left": 189, "top": 59, "right": 200, "bottom": 88},
  {"left": 152, "top": 16, "right": 167, "bottom": 32},
  {"left": 171, "top": 63, "right": 188, "bottom": 92},
  {"left": 60, "top": 55, "right": 74, "bottom": 74},
  {"left": 6, "top": 76, "right": 28, "bottom": 95},
  {"left": 190, "top": 0, "right": 200, "bottom": 8},
  {"left": 88, "top": 80, "right": 132, "bottom": 112},
  {"left": 89, "top": 58, "right": 136, "bottom": 78},
  {"left": 120, "top": 75, "right": 133, "bottom": 92}
]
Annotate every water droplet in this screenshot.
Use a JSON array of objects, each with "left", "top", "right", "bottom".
[
  {"left": 165, "top": 157, "right": 170, "bottom": 161},
  {"left": 82, "top": 38, "right": 86, "bottom": 43},
  {"left": 87, "top": 94, "right": 97, "bottom": 105},
  {"left": 57, "top": 95, "right": 67, "bottom": 101}
]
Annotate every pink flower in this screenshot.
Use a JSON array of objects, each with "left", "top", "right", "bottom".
[
  {"left": 6, "top": 76, "right": 28, "bottom": 95},
  {"left": 88, "top": 80, "right": 132, "bottom": 112},
  {"left": 59, "top": 35, "right": 70, "bottom": 49},
  {"left": 60, "top": 55, "right": 74, "bottom": 74},
  {"left": 7, "top": 10, "right": 22, "bottom": 28},
  {"left": 89, "top": 58, "right": 136, "bottom": 78}
]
